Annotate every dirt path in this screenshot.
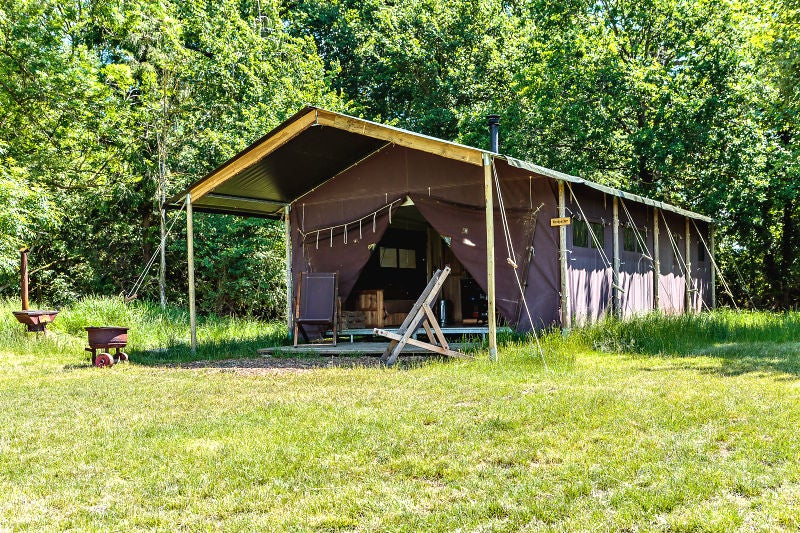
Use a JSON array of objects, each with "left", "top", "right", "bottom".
[{"left": 171, "top": 354, "right": 438, "bottom": 375}]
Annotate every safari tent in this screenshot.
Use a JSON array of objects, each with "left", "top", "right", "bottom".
[{"left": 173, "top": 106, "right": 716, "bottom": 352}]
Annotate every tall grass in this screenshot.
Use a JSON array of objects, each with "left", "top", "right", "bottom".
[
  {"left": 2, "top": 296, "right": 797, "bottom": 370},
  {"left": 574, "top": 309, "right": 800, "bottom": 356},
  {"left": 0, "top": 297, "right": 287, "bottom": 364}
]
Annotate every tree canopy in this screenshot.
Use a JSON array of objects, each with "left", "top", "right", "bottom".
[{"left": 0, "top": 0, "right": 797, "bottom": 313}]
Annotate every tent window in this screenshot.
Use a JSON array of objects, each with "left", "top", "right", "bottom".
[
  {"left": 380, "top": 247, "right": 398, "bottom": 268},
  {"left": 623, "top": 227, "right": 642, "bottom": 253},
  {"left": 380, "top": 247, "right": 416, "bottom": 269},
  {"left": 398, "top": 249, "right": 416, "bottom": 269},
  {"left": 573, "top": 221, "right": 604, "bottom": 249}
]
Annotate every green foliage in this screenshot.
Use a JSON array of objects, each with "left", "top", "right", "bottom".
[
  {"left": 285, "top": 0, "right": 522, "bottom": 139},
  {"left": 178, "top": 214, "right": 288, "bottom": 318},
  {"left": 288, "top": 0, "right": 800, "bottom": 309},
  {"left": 0, "top": 0, "right": 798, "bottom": 312},
  {"left": 0, "top": 0, "right": 338, "bottom": 314},
  {"left": 0, "top": 161, "right": 58, "bottom": 280}
]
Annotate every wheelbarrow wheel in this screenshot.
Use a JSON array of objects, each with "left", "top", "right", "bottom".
[
  {"left": 117, "top": 352, "right": 129, "bottom": 362},
  {"left": 95, "top": 352, "right": 113, "bottom": 368}
]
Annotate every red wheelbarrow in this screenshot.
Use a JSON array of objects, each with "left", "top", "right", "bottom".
[{"left": 86, "top": 327, "right": 129, "bottom": 367}]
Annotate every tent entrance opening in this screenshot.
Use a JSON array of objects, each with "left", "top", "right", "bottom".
[{"left": 345, "top": 204, "right": 486, "bottom": 329}]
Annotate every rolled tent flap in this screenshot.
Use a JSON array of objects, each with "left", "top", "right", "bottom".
[
  {"left": 411, "top": 194, "right": 538, "bottom": 328},
  {"left": 290, "top": 197, "right": 401, "bottom": 304}
]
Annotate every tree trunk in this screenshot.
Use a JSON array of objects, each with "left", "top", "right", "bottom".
[
  {"left": 780, "top": 196, "right": 797, "bottom": 308},
  {"left": 760, "top": 201, "right": 779, "bottom": 308}
]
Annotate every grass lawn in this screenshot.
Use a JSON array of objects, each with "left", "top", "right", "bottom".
[{"left": 1, "top": 299, "right": 799, "bottom": 531}]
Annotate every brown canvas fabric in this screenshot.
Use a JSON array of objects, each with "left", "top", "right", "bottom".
[
  {"left": 411, "top": 194, "right": 537, "bottom": 326},
  {"left": 618, "top": 200, "right": 655, "bottom": 318},
  {"left": 287, "top": 146, "right": 562, "bottom": 331},
  {"left": 565, "top": 184, "right": 614, "bottom": 324},
  {"left": 290, "top": 197, "right": 399, "bottom": 301},
  {"left": 492, "top": 161, "right": 561, "bottom": 330},
  {"left": 564, "top": 183, "right": 712, "bottom": 321},
  {"left": 689, "top": 220, "right": 713, "bottom": 312},
  {"left": 658, "top": 210, "right": 688, "bottom": 314},
  {"left": 286, "top": 144, "right": 707, "bottom": 332}
]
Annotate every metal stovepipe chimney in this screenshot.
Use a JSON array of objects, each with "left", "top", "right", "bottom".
[{"left": 487, "top": 114, "right": 500, "bottom": 154}]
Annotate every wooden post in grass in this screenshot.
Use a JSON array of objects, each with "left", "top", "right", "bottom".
[
  {"left": 558, "top": 181, "right": 571, "bottom": 330},
  {"left": 685, "top": 217, "right": 692, "bottom": 314},
  {"left": 612, "top": 196, "right": 621, "bottom": 319},
  {"left": 483, "top": 153, "right": 497, "bottom": 361},
  {"left": 187, "top": 193, "right": 197, "bottom": 353},
  {"left": 710, "top": 223, "right": 716, "bottom": 309},
  {"left": 653, "top": 208, "right": 660, "bottom": 311},
  {"left": 285, "top": 205, "right": 294, "bottom": 341}
]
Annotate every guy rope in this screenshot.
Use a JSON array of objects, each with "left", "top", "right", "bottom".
[
  {"left": 491, "top": 160, "right": 547, "bottom": 369},
  {"left": 125, "top": 198, "right": 188, "bottom": 301}
]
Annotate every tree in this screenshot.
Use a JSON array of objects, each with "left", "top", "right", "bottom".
[{"left": 0, "top": 0, "right": 338, "bottom": 317}]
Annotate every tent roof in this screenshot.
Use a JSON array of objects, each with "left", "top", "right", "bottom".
[{"left": 172, "top": 106, "right": 713, "bottom": 223}]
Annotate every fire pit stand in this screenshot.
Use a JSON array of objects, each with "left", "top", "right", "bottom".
[
  {"left": 85, "top": 327, "right": 129, "bottom": 367},
  {"left": 11, "top": 248, "right": 59, "bottom": 332}
]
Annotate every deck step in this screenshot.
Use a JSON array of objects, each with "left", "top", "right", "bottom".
[{"left": 257, "top": 342, "right": 473, "bottom": 357}]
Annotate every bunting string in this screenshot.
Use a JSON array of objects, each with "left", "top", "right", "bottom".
[{"left": 297, "top": 198, "right": 403, "bottom": 245}]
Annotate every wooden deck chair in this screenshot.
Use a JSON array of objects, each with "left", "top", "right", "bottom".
[
  {"left": 293, "top": 272, "right": 339, "bottom": 346},
  {"left": 373, "top": 266, "right": 466, "bottom": 366}
]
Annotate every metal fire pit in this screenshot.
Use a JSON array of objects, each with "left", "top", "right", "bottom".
[
  {"left": 85, "top": 327, "right": 130, "bottom": 367},
  {"left": 12, "top": 310, "right": 60, "bottom": 332},
  {"left": 11, "top": 248, "right": 59, "bottom": 333}
]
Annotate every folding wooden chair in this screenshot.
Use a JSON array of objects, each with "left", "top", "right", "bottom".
[
  {"left": 373, "top": 266, "right": 466, "bottom": 366},
  {"left": 293, "top": 272, "right": 339, "bottom": 346}
]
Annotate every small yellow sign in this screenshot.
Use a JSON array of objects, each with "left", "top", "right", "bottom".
[{"left": 550, "top": 217, "right": 571, "bottom": 227}]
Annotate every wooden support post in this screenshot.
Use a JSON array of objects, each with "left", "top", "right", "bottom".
[
  {"left": 709, "top": 223, "right": 716, "bottom": 309},
  {"left": 20, "top": 248, "right": 29, "bottom": 311},
  {"left": 558, "top": 181, "right": 571, "bottom": 330},
  {"left": 187, "top": 193, "right": 197, "bottom": 352},
  {"left": 612, "top": 196, "right": 621, "bottom": 318},
  {"left": 653, "top": 208, "right": 660, "bottom": 311},
  {"left": 685, "top": 217, "right": 692, "bottom": 313},
  {"left": 285, "top": 205, "right": 293, "bottom": 340},
  {"left": 483, "top": 153, "right": 497, "bottom": 361}
]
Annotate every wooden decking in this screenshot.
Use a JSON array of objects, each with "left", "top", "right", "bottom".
[
  {"left": 258, "top": 341, "right": 472, "bottom": 357},
  {"left": 257, "top": 325, "right": 506, "bottom": 357},
  {"left": 329, "top": 325, "right": 510, "bottom": 343}
]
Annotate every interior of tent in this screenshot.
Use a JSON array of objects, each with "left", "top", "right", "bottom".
[{"left": 344, "top": 202, "right": 489, "bottom": 329}]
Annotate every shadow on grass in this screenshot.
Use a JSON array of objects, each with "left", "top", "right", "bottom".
[
  {"left": 690, "top": 342, "right": 800, "bottom": 377},
  {"left": 636, "top": 343, "right": 800, "bottom": 378},
  {"left": 161, "top": 353, "right": 450, "bottom": 373},
  {"left": 128, "top": 333, "right": 453, "bottom": 371},
  {"left": 129, "top": 331, "right": 290, "bottom": 366}
]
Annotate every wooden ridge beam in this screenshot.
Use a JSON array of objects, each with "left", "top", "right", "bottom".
[{"left": 316, "top": 110, "right": 483, "bottom": 166}]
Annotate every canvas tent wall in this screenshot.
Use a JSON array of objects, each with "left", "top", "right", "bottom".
[
  {"left": 561, "top": 183, "right": 713, "bottom": 324},
  {"left": 288, "top": 146, "right": 560, "bottom": 330}
]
